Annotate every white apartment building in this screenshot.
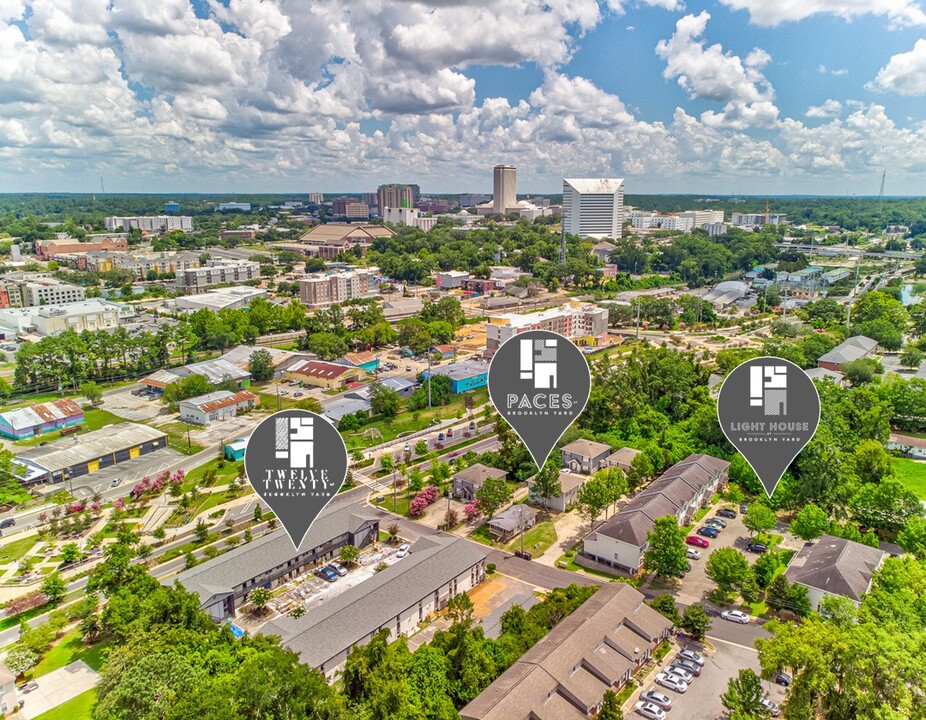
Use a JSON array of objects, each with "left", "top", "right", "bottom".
[
  {"left": 104, "top": 216, "right": 193, "bottom": 232},
  {"left": 562, "top": 178, "right": 624, "bottom": 239},
  {"left": 175, "top": 260, "right": 260, "bottom": 293},
  {"left": 485, "top": 301, "right": 609, "bottom": 353},
  {"left": 298, "top": 269, "right": 377, "bottom": 309},
  {"left": 731, "top": 212, "right": 788, "bottom": 227},
  {"left": 629, "top": 209, "right": 724, "bottom": 232},
  {"left": 19, "top": 278, "right": 87, "bottom": 306},
  {"left": 382, "top": 206, "right": 437, "bottom": 232}
]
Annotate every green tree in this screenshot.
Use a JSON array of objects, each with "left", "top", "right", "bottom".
[
  {"left": 850, "top": 478, "right": 921, "bottom": 532},
  {"left": 900, "top": 347, "right": 924, "bottom": 369},
  {"left": 644, "top": 516, "right": 689, "bottom": 578},
  {"left": 4, "top": 646, "right": 38, "bottom": 677},
  {"left": 766, "top": 574, "right": 793, "bottom": 613},
  {"left": 650, "top": 594, "right": 681, "bottom": 625},
  {"left": 721, "top": 669, "right": 770, "bottom": 719},
  {"left": 369, "top": 381, "right": 401, "bottom": 418},
  {"left": 897, "top": 515, "right": 926, "bottom": 558},
  {"left": 41, "top": 572, "right": 67, "bottom": 605},
  {"left": 247, "top": 349, "right": 275, "bottom": 382},
  {"left": 414, "top": 439, "right": 428, "bottom": 456},
  {"left": 60, "top": 541, "right": 82, "bottom": 564},
  {"left": 597, "top": 690, "right": 622, "bottom": 720},
  {"left": 706, "top": 547, "right": 751, "bottom": 596},
  {"left": 80, "top": 380, "right": 104, "bottom": 406},
  {"left": 306, "top": 331, "right": 349, "bottom": 361},
  {"left": 446, "top": 592, "right": 475, "bottom": 627},
  {"left": 575, "top": 473, "right": 611, "bottom": 532},
  {"left": 818, "top": 594, "right": 858, "bottom": 627},
  {"left": 248, "top": 587, "right": 271, "bottom": 611},
  {"left": 751, "top": 552, "right": 780, "bottom": 588},
  {"left": 853, "top": 439, "right": 893, "bottom": 483},
  {"left": 339, "top": 543, "right": 360, "bottom": 567},
  {"left": 626, "top": 452, "right": 654, "bottom": 492},
  {"left": 842, "top": 358, "right": 881, "bottom": 385},
  {"left": 789, "top": 503, "right": 830, "bottom": 541},
  {"left": 743, "top": 504, "right": 777, "bottom": 536},
  {"left": 680, "top": 604, "right": 712, "bottom": 640},
  {"left": 475, "top": 477, "right": 512, "bottom": 519},
  {"left": 194, "top": 518, "right": 209, "bottom": 543},
  {"left": 529, "top": 457, "right": 562, "bottom": 509}
]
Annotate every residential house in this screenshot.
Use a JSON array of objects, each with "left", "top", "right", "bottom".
[
  {"left": 582, "top": 454, "right": 729, "bottom": 573},
  {"left": 431, "top": 344, "right": 455, "bottom": 360},
  {"left": 459, "top": 583, "right": 673, "bottom": 720},
  {"left": 177, "top": 390, "right": 259, "bottom": 425},
  {"left": 452, "top": 463, "right": 508, "bottom": 501},
  {"left": 605, "top": 447, "right": 642, "bottom": 473},
  {"left": 224, "top": 438, "right": 248, "bottom": 462},
  {"left": 0, "top": 399, "right": 84, "bottom": 440},
  {"left": 0, "top": 661, "right": 18, "bottom": 714},
  {"left": 784, "top": 535, "right": 887, "bottom": 610},
  {"left": 561, "top": 439, "right": 612, "bottom": 474},
  {"left": 488, "top": 504, "right": 538, "bottom": 542},
  {"left": 530, "top": 470, "right": 588, "bottom": 512}
]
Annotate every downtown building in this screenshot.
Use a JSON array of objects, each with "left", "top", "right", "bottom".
[
  {"left": 493, "top": 165, "right": 517, "bottom": 214},
  {"left": 562, "top": 178, "right": 624, "bottom": 239},
  {"left": 485, "top": 302, "right": 609, "bottom": 354},
  {"left": 104, "top": 215, "right": 193, "bottom": 232},
  {"left": 377, "top": 184, "right": 416, "bottom": 212},
  {"left": 298, "top": 268, "right": 377, "bottom": 309}
]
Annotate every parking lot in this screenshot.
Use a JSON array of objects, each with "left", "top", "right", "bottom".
[
  {"left": 100, "top": 386, "right": 166, "bottom": 422},
  {"left": 625, "top": 639, "right": 787, "bottom": 719}
]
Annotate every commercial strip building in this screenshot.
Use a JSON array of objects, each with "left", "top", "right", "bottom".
[
  {"left": 297, "top": 224, "right": 395, "bottom": 259},
  {"left": 168, "top": 492, "right": 380, "bottom": 621},
  {"left": 174, "top": 287, "right": 267, "bottom": 312},
  {"left": 263, "top": 534, "right": 486, "bottom": 678},
  {"left": 0, "top": 399, "right": 84, "bottom": 440},
  {"left": 298, "top": 269, "right": 377, "bottom": 308},
  {"left": 175, "top": 260, "right": 260, "bottom": 293},
  {"left": 629, "top": 208, "right": 724, "bottom": 232},
  {"left": 104, "top": 216, "right": 193, "bottom": 232},
  {"left": 582, "top": 453, "right": 729, "bottom": 573},
  {"left": 784, "top": 535, "right": 887, "bottom": 610},
  {"left": 485, "top": 302, "right": 609, "bottom": 354},
  {"left": 177, "top": 390, "right": 260, "bottom": 425},
  {"left": 14, "top": 423, "right": 168, "bottom": 486},
  {"left": 459, "top": 583, "right": 673, "bottom": 720},
  {"left": 0, "top": 300, "right": 134, "bottom": 337},
  {"left": 562, "top": 178, "right": 624, "bottom": 239}
]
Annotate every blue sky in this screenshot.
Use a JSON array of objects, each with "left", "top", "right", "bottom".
[{"left": 1, "top": 0, "right": 926, "bottom": 195}]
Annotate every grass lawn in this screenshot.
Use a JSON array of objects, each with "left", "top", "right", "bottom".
[
  {"left": 469, "top": 523, "right": 494, "bottom": 546},
  {"left": 692, "top": 506, "right": 710, "bottom": 523},
  {"left": 253, "top": 391, "right": 308, "bottom": 412},
  {"left": 370, "top": 493, "right": 411, "bottom": 517},
  {"left": 31, "top": 630, "right": 110, "bottom": 678},
  {"left": 33, "top": 688, "right": 96, "bottom": 720},
  {"left": 894, "top": 457, "right": 926, "bottom": 500},
  {"left": 505, "top": 520, "right": 557, "bottom": 556},
  {"left": 157, "top": 421, "right": 207, "bottom": 456},
  {"left": 0, "top": 534, "right": 40, "bottom": 563},
  {"left": 12, "top": 408, "right": 126, "bottom": 448},
  {"left": 614, "top": 680, "right": 638, "bottom": 706}
]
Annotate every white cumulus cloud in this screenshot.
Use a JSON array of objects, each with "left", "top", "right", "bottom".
[
  {"left": 717, "top": 0, "right": 926, "bottom": 28},
  {"left": 869, "top": 39, "right": 926, "bottom": 94}
]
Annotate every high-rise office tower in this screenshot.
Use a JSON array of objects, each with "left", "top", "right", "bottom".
[
  {"left": 493, "top": 165, "right": 517, "bottom": 214},
  {"left": 377, "top": 184, "right": 415, "bottom": 212},
  {"left": 562, "top": 178, "right": 624, "bottom": 239}
]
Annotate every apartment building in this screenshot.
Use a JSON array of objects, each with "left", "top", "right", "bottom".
[
  {"left": 377, "top": 184, "right": 415, "bottom": 212},
  {"left": 485, "top": 302, "right": 609, "bottom": 354},
  {"left": 0, "top": 300, "right": 133, "bottom": 337},
  {"left": 104, "top": 216, "right": 193, "bottom": 232},
  {"left": 298, "top": 269, "right": 376, "bottom": 308},
  {"left": 730, "top": 212, "right": 787, "bottom": 227},
  {"left": 19, "top": 278, "right": 86, "bottom": 306},
  {"left": 175, "top": 260, "right": 260, "bottom": 293},
  {"left": 78, "top": 250, "right": 202, "bottom": 278}
]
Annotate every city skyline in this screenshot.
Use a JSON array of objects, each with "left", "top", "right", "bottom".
[{"left": 2, "top": 1, "right": 926, "bottom": 195}]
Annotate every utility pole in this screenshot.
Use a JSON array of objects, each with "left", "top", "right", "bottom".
[
  {"left": 276, "top": 384, "right": 281, "bottom": 412},
  {"left": 519, "top": 505, "right": 525, "bottom": 555},
  {"left": 635, "top": 300, "right": 641, "bottom": 339},
  {"left": 847, "top": 252, "right": 862, "bottom": 330},
  {"left": 427, "top": 355, "right": 432, "bottom": 409}
]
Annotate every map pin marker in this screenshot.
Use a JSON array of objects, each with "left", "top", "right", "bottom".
[
  {"left": 488, "top": 330, "right": 591, "bottom": 471},
  {"left": 717, "top": 357, "right": 820, "bottom": 498},
  {"left": 244, "top": 409, "right": 348, "bottom": 548}
]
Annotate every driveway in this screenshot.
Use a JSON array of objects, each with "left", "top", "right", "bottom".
[
  {"left": 625, "top": 638, "right": 787, "bottom": 720},
  {"left": 19, "top": 660, "right": 99, "bottom": 719}
]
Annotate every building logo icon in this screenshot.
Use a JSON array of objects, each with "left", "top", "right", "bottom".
[
  {"left": 750, "top": 365, "right": 787, "bottom": 416},
  {"left": 244, "top": 410, "right": 348, "bottom": 548},
  {"left": 275, "top": 416, "right": 314, "bottom": 468},
  {"left": 520, "top": 337, "right": 558, "bottom": 389}
]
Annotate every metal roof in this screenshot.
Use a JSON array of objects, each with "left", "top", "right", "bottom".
[
  {"left": 0, "top": 398, "right": 83, "bottom": 431},
  {"left": 178, "top": 390, "right": 258, "bottom": 413}
]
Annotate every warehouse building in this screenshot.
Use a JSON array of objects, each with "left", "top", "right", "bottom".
[
  {"left": 167, "top": 492, "right": 380, "bottom": 621},
  {"left": 262, "top": 534, "right": 486, "bottom": 678},
  {"left": 423, "top": 360, "right": 488, "bottom": 393},
  {"left": 14, "top": 423, "right": 168, "bottom": 486},
  {"left": 177, "top": 390, "right": 260, "bottom": 425},
  {"left": 141, "top": 358, "right": 251, "bottom": 394},
  {"left": 0, "top": 399, "right": 84, "bottom": 440}
]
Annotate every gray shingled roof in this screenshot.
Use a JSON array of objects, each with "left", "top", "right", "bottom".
[
  {"left": 817, "top": 335, "right": 878, "bottom": 366},
  {"left": 166, "top": 491, "right": 378, "bottom": 604},
  {"left": 262, "top": 534, "right": 485, "bottom": 669},
  {"left": 561, "top": 439, "right": 611, "bottom": 459},
  {"left": 454, "top": 463, "right": 507, "bottom": 487},
  {"left": 488, "top": 504, "right": 538, "bottom": 533},
  {"left": 785, "top": 535, "right": 886, "bottom": 602}
]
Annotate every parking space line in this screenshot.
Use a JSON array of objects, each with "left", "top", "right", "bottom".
[{"left": 707, "top": 635, "right": 758, "bottom": 653}]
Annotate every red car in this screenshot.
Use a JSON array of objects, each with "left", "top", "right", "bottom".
[{"left": 686, "top": 536, "right": 709, "bottom": 548}]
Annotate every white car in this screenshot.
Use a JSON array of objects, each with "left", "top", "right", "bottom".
[
  {"left": 721, "top": 609, "right": 750, "bottom": 624},
  {"left": 655, "top": 673, "right": 688, "bottom": 694},
  {"left": 639, "top": 690, "right": 672, "bottom": 710},
  {"left": 329, "top": 562, "right": 348, "bottom": 577},
  {"left": 686, "top": 547, "right": 701, "bottom": 560},
  {"left": 761, "top": 697, "right": 781, "bottom": 717},
  {"left": 396, "top": 543, "right": 410, "bottom": 558},
  {"left": 665, "top": 665, "right": 694, "bottom": 683},
  {"left": 634, "top": 701, "right": 666, "bottom": 719},
  {"left": 677, "top": 649, "right": 705, "bottom": 666}
]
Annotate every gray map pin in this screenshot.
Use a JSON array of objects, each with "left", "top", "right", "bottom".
[
  {"left": 717, "top": 357, "right": 820, "bottom": 497},
  {"left": 488, "top": 330, "right": 591, "bottom": 472},
  {"left": 244, "top": 410, "right": 347, "bottom": 548}
]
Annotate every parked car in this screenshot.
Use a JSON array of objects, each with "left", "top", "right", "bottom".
[
  {"left": 446, "top": 427, "right": 453, "bottom": 437},
  {"left": 279, "top": 389, "right": 289, "bottom": 396},
  {"left": 328, "top": 562, "right": 348, "bottom": 576},
  {"left": 396, "top": 543, "right": 410, "bottom": 558},
  {"left": 639, "top": 690, "right": 672, "bottom": 711},
  {"left": 717, "top": 508, "right": 737, "bottom": 519},
  {"left": 707, "top": 517, "right": 727, "bottom": 528},
  {"left": 293, "top": 392, "right": 304, "bottom": 398},
  {"left": 468, "top": 421, "right": 476, "bottom": 430},
  {"left": 761, "top": 697, "right": 782, "bottom": 717},
  {"left": 437, "top": 432, "right": 445, "bottom": 441},
  {"left": 686, "top": 547, "right": 701, "bottom": 560},
  {"left": 673, "top": 658, "right": 702, "bottom": 676},
  {"left": 315, "top": 566, "right": 338, "bottom": 582},
  {"left": 18, "top": 682, "right": 37, "bottom": 694},
  {"left": 677, "top": 649, "right": 705, "bottom": 666},
  {"left": 747, "top": 542, "right": 768, "bottom": 554},
  {"left": 686, "top": 536, "right": 709, "bottom": 548},
  {"left": 773, "top": 671, "right": 792, "bottom": 687},
  {"left": 0, "top": 518, "right": 15, "bottom": 529},
  {"left": 721, "top": 609, "right": 750, "bottom": 624},
  {"left": 655, "top": 673, "right": 688, "bottom": 694},
  {"left": 740, "top": 503, "right": 749, "bottom": 514},
  {"left": 110, "top": 477, "right": 122, "bottom": 487},
  {"left": 665, "top": 665, "right": 694, "bottom": 683},
  {"left": 697, "top": 526, "right": 720, "bottom": 539},
  {"left": 405, "top": 365, "right": 412, "bottom": 371},
  {"left": 634, "top": 701, "right": 666, "bottom": 720}
]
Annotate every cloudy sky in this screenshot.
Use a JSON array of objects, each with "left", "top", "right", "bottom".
[{"left": 2, "top": 0, "right": 926, "bottom": 196}]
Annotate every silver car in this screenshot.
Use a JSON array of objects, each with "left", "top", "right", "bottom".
[
  {"left": 677, "top": 649, "right": 705, "bottom": 666},
  {"left": 639, "top": 690, "right": 672, "bottom": 710},
  {"left": 634, "top": 701, "right": 666, "bottom": 719},
  {"left": 665, "top": 665, "right": 694, "bottom": 683},
  {"left": 655, "top": 673, "right": 688, "bottom": 694}
]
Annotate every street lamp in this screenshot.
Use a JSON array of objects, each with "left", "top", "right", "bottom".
[{"left": 519, "top": 505, "right": 525, "bottom": 556}]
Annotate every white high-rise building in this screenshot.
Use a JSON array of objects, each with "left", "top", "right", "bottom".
[
  {"left": 493, "top": 165, "right": 517, "bottom": 214},
  {"left": 562, "top": 178, "right": 624, "bottom": 239}
]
